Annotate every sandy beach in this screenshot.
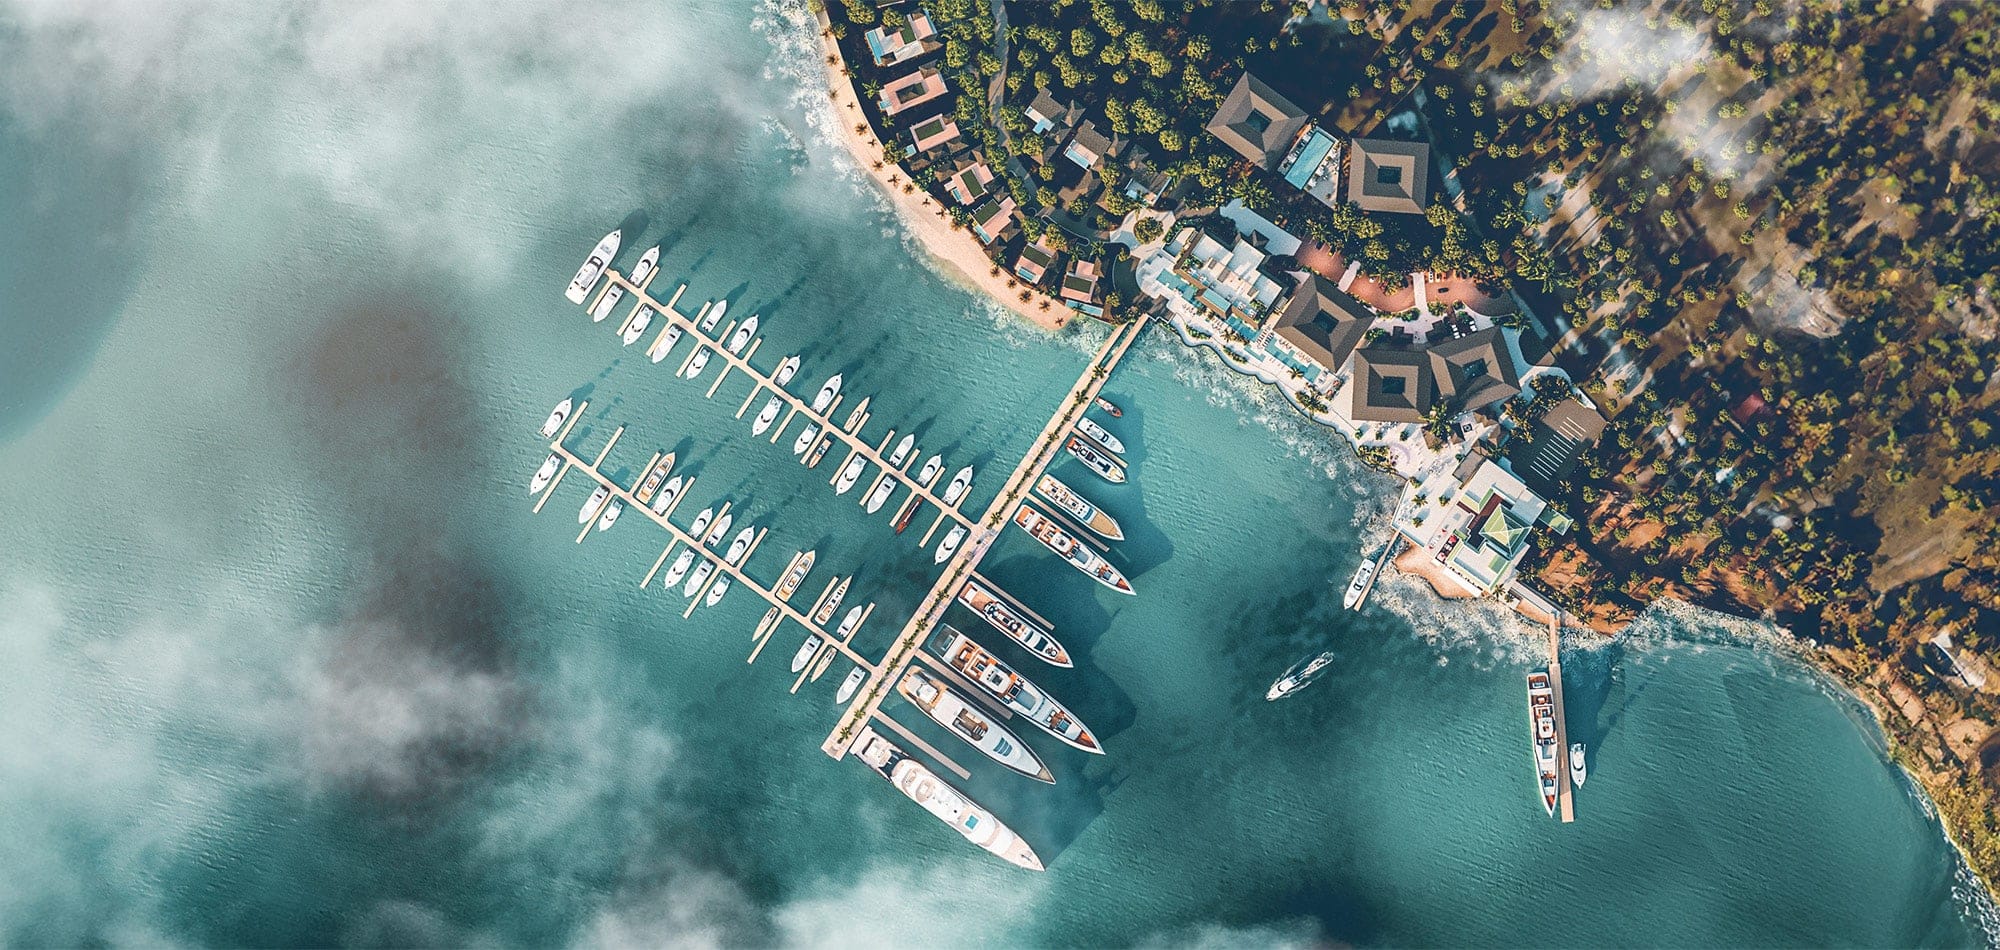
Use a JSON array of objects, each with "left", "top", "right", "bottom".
[{"left": 813, "top": 16, "right": 1071, "bottom": 332}]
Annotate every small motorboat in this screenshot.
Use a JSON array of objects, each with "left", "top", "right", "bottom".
[
  {"left": 774, "top": 356, "right": 801, "bottom": 386},
  {"left": 942, "top": 466, "right": 974, "bottom": 505},
  {"left": 687, "top": 506, "right": 716, "bottom": 540},
  {"left": 647, "top": 325, "right": 684, "bottom": 364},
  {"left": 650, "top": 475, "right": 685, "bottom": 516},
  {"left": 703, "top": 512, "right": 734, "bottom": 546},
  {"left": 578, "top": 484, "right": 610, "bottom": 524},
  {"left": 806, "top": 438, "right": 831, "bottom": 467},
  {"left": 864, "top": 477, "right": 896, "bottom": 514},
  {"left": 592, "top": 283, "right": 624, "bottom": 322},
  {"left": 629, "top": 245, "right": 660, "bottom": 286},
  {"left": 621, "top": 306, "right": 653, "bottom": 345},
  {"left": 836, "top": 605, "right": 865, "bottom": 639},
  {"left": 683, "top": 348, "right": 711, "bottom": 379},
  {"left": 726, "top": 315, "right": 759, "bottom": 354},
  {"left": 843, "top": 397, "right": 871, "bottom": 431},
  {"left": 791, "top": 635, "right": 823, "bottom": 673},
  {"left": 792, "top": 424, "right": 821, "bottom": 456},
  {"left": 700, "top": 299, "right": 726, "bottom": 333},
  {"left": 661, "top": 549, "right": 696, "bottom": 589},
  {"left": 916, "top": 455, "right": 943, "bottom": 486},
  {"left": 1569, "top": 743, "right": 1588, "bottom": 787},
  {"left": 540, "top": 398, "right": 573, "bottom": 438},
  {"left": 888, "top": 434, "right": 915, "bottom": 468},
  {"left": 528, "top": 453, "right": 560, "bottom": 494},
  {"left": 704, "top": 575, "right": 732, "bottom": 606},
  {"left": 682, "top": 558, "right": 715, "bottom": 597},
  {"left": 934, "top": 524, "right": 967, "bottom": 564},
  {"left": 835, "top": 667, "right": 866, "bottom": 704},
  {"left": 595, "top": 497, "right": 624, "bottom": 531},
  {"left": 1095, "top": 395, "right": 1122, "bottom": 417},
  {"left": 812, "top": 375, "right": 843, "bottom": 413},
  {"left": 754, "top": 607, "right": 780, "bottom": 640},
  {"left": 835, "top": 456, "right": 867, "bottom": 495},
  {"left": 752, "top": 396, "right": 783, "bottom": 435},
  {"left": 724, "top": 526, "right": 755, "bottom": 564}
]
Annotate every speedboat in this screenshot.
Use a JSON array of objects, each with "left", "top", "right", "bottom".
[
  {"left": 1033, "top": 474, "right": 1124, "bottom": 541},
  {"left": 835, "top": 667, "right": 866, "bottom": 704},
  {"left": 1065, "top": 436, "right": 1126, "bottom": 483},
  {"left": 1094, "top": 395, "right": 1122, "bottom": 417},
  {"left": 578, "top": 484, "right": 610, "bottom": 524},
  {"left": 864, "top": 477, "right": 895, "bottom": 514},
  {"left": 956, "top": 581, "right": 1071, "bottom": 668},
  {"left": 836, "top": 604, "right": 865, "bottom": 639},
  {"left": 916, "top": 455, "right": 943, "bottom": 486},
  {"left": 704, "top": 575, "right": 732, "bottom": 606},
  {"left": 528, "top": 453, "right": 560, "bottom": 494},
  {"left": 724, "top": 526, "right": 755, "bottom": 564},
  {"left": 938, "top": 626, "right": 1098, "bottom": 751},
  {"left": 773, "top": 355, "right": 801, "bottom": 387},
  {"left": 650, "top": 475, "right": 685, "bottom": 516},
  {"left": 806, "top": 438, "right": 831, "bottom": 467},
  {"left": 683, "top": 348, "right": 711, "bottom": 379},
  {"left": 726, "top": 314, "right": 759, "bottom": 354},
  {"left": 941, "top": 466, "right": 974, "bottom": 505},
  {"left": 1266, "top": 651, "right": 1336, "bottom": 701},
  {"left": 1074, "top": 415, "right": 1126, "bottom": 455},
  {"left": 897, "top": 669, "right": 1053, "bottom": 783},
  {"left": 835, "top": 456, "right": 867, "bottom": 495},
  {"left": 629, "top": 245, "right": 660, "bottom": 286},
  {"left": 1013, "top": 508, "right": 1133, "bottom": 594},
  {"left": 888, "top": 434, "right": 915, "bottom": 468},
  {"left": 751, "top": 396, "right": 782, "bottom": 435},
  {"left": 1570, "top": 743, "right": 1588, "bottom": 787},
  {"left": 813, "top": 577, "right": 850, "bottom": 626},
  {"left": 700, "top": 298, "right": 726, "bottom": 333},
  {"left": 1344, "top": 559, "right": 1377, "bottom": 610},
  {"left": 791, "top": 634, "right": 823, "bottom": 673},
  {"left": 621, "top": 306, "right": 653, "bottom": 345},
  {"left": 843, "top": 397, "right": 871, "bottom": 432},
  {"left": 934, "top": 524, "right": 966, "bottom": 564},
  {"left": 703, "top": 512, "right": 733, "bottom": 546},
  {"left": 633, "top": 452, "right": 675, "bottom": 504},
  {"left": 592, "top": 282, "right": 624, "bottom": 322},
  {"left": 812, "top": 375, "right": 842, "bottom": 413},
  {"left": 850, "top": 726, "right": 1045, "bottom": 871},
  {"left": 754, "top": 607, "right": 780, "bottom": 640},
  {"left": 540, "top": 398, "right": 573, "bottom": 438},
  {"left": 682, "top": 558, "right": 715, "bottom": 597},
  {"left": 647, "top": 325, "right": 684, "bottom": 363},
  {"left": 891, "top": 496, "right": 921, "bottom": 534},
  {"left": 596, "top": 497, "right": 624, "bottom": 531},
  {"left": 566, "top": 229, "right": 621, "bottom": 304},
  {"left": 661, "top": 549, "right": 697, "bottom": 589},
  {"left": 792, "top": 423, "right": 821, "bottom": 456},
  {"left": 686, "top": 506, "right": 715, "bottom": 541},
  {"left": 775, "top": 550, "right": 815, "bottom": 601}
]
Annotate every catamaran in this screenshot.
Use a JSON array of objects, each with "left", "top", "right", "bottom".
[
  {"left": 775, "top": 550, "right": 816, "bottom": 601},
  {"left": 1033, "top": 475, "right": 1123, "bottom": 541},
  {"left": 683, "top": 348, "right": 711, "bottom": 379},
  {"left": 1013, "top": 508, "right": 1133, "bottom": 594},
  {"left": 934, "top": 524, "right": 966, "bottom": 564},
  {"left": 566, "top": 229, "right": 620, "bottom": 304},
  {"left": 938, "top": 626, "right": 1099, "bottom": 752},
  {"left": 621, "top": 306, "right": 653, "bottom": 345},
  {"left": 700, "top": 299, "right": 726, "bottom": 333},
  {"left": 1065, "top": 435, "right": 1126, "bottom": 483},
  {"left": 864, "top": 477, "right": 896, "bottom": 514},
  {"left": 897, "top": 669, "right": 1053, "bottom": 783},
  {"left": 1074, "top": 416, "right": 1125, "bottom": 455},
  {"left": 540, "top": 398, "right": 573, "bottom": 438},
  {"left": 628, "top": 245, "right": 660, "bottom": 287},
  {"left": 956, "top": 581, "right": 1071, "bottom": 668},
  {"left": 752, "top": 396, "right": 782, "bottom": 435},
  {"left": 648, "top": 325, "right": 683, "bottom": 363},
  {"left": 812, "top": 375, "right": 842, "bottom": 413},
  {"left": 528, "top": 453, "right": 560, "bottom": 495},
  {"left": 650, "top": 475, "right": 686, "bottom": 516},
  {"left": 726, "top": 314, "right": 759, "bottom": 354},
  {"left": 835, "top": 456, "right": 867, "bottom": 495},
  {"left": 851, "top": 726, "right": 1045, "bottom": 871},
  {"left": 793, "top": 423, "right": 821, "bottom": 456},
  {"left": 578, "top": 484, "right": 610, "bottom": 524},
  {"left": 1266, "top": 651, "right": 1336, "bottom": 701},
  {"left": 942, "top": 466, "right": 974, "bottom": 505},
  {"left": 791, "top": 634, "right": 822, "bottom": 673}
]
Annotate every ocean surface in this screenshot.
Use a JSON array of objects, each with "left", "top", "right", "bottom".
[{"left": 0, "top": 2, "right": 1991, "bottom": 946}]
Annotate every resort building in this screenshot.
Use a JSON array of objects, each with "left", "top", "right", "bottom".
[
  {"left": 1348, "top": 327, "right": 1525, "bottom": 423},
  {"left": 1206, "top": 73, "right": 1309, "bottom": 171},
  {"left": 1024, "top": 88, "right": 1077, "bottom": 134},
  {"left": 944, "top": 159, "right": 996, "bottom": 205},
  {"left": 1263, "top": 274, "right": 1375, "bottom": 379},
  {"left": 1061, "top": 259, "right": 1104, "bottom": 318},
  {"left": 863, "top": 12, "right": 937, "bottom": 66},
  {"left": 1350, "top": 346, "right": 1436, "bottom": 423},
  {"left": 878, "top": 65, "right": 947, "bottom": 117},
  {"left": 1138, "top": 225, "right": 1287, "bottom": 333},
  {"left": 969, "top": 196, "right": 1018, "bottom": 245},
  {"left": 1347, "top": 137, "right": 1432, "bottom": 215},
  {"left": 1514, "top": 394, "right": 1609, "bottom": 494},
  {"left": 1064, "top": 120, "right": 1116, "bottom": 170},
  {"left": 909, "top": 115, "right": 960, "bottom": 153},
  {"left": 1399, "top": 451, "right": 1559, "bottom": 598},
  {"left": 1014, "top": 239, "right": 1056, "bottom": 286}
]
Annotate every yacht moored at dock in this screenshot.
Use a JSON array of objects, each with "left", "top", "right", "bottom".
[
  {"left": 662, "top": 549, "right": 696, "bottom": 589},
  {"left": 957, "top": 582, "right": 1071, "bottom": 668},
  {"left": 775, "top": 550, "right": 816, "bottom": 601},
  {"left": 683, "top": 348, "right": 711, "bottom": 379},
  {"left": 1013, "top": 508, "right": 1133, "bottom": 594},
  {"left": 792, "top": 635, "right": 822, "bottom": 673},
  {"left": 705, "top": 575, "right": 732, "bottom": 606},
  {"left": 540, "top": 398, "right": 573, "bottom": 438},
  {"left": 686, "top": 506, "right": 716, "bottom": 541},
  {"left": 628, "top": 245, "right": 660, "bottom": 286},
  {"left": 934, "top": 525, "right": 966, "bottom": 563},
  {"left": 723, "top": 526, "right": 754, "bottom": 564},
  {"left": 942, "top": 466, "right": 974, "bottom": 505},
  {"left": 621, "top": 306, "right": 653, "bottom": 345},
  {"left": 529, "top": 453, "right": 560, "bottom": 494},
  {"left": 1074, "top": 416, "right": 1125, "bottom": 455},
  {"left": 566, "top": 230, "right": 620, "bottom": 304},
  {"left": 1344, "top": 559, "right": 1377, "bottom": 610},
  {"left": 752, "top": 397, "right": 782, "bottom": 435},
  {"left": 851, "top": 726, "right": 1044, "bottom": 871},
  {"left": 915, "top": 455, "right": 943, "bottom": 486},
  {"left": 702, "top": 511, "right": 733, "bottom": 546},
  {"left": 682, "top": 557, "right": 716, "bottom": 598},
  {"left": 1033, "top": 475, "right": 1124, "bottom": 541},
  {"left": 864, "top": 477, "right": 896, "bottom": 513},
  {"left": 938, "top": 627, "right": 1100, "bottom": 753},
  {"left": 1266, "top": 651, "right": 1335, "bottom": 701},
  {"left": 648, "top": 325, "right": 684, "bottom": 363},
  {"left": 836, "top": 605, "right": 865, "bottom": 639},
  {"left": 1569, "top": 742, "right": 1587, "bottom": 787},
  {"left": 896, "top": 669, "right": 1053, "bottom": 783},
  {"left": 593, "top": 282, "right": 625, "bottom": 322},
  {"left": 700, "top": 299, "right": 726, "bottom": 333},
  {"left": 812, "top": 375, "right": 842, "bottom": 413},
  {"left": 891, "top": 496, "right": 921, "bottom": 533},
  {"left": 835, "top": 456, "right": 866, "bottom": 494},
  {"left": 1528, "top": 672, "right": 1560, "bottom": 816},
  {"left": 650, "top": 475, "right": 685, "bottom": 516},
  {"left": 835, "top": 667, "right": 866, "bottom": 704},
  {"left": 596, "top": 497, "right": 624, "bottom": 531},
  {"left": 578, "top": 484, "right": 610, "bottom": 524},
  {"left": 888, "top": 434, "right": 915, "bottom": 468},
  {"left": 813, "top": 576, "right": 850, "bottom": 626},
  {"left": 726, "top": 315, "right": 759, "bottom": 354},
  {"left": 634, "top": 453, "right": 676, "bottom": 504},
  {"left": 1064, "top": 436, "right": 1126, "bottom": 483},
  {"left": 806, "top": 437, "right": 831, "bottom": 467},
  {"left": 774, "top": 356, "right": 801, "bottom": 386},
  {"left": 843, "top": 397, "right": 872, "bottom": 432},
  {"left": 793, "top": 423, "right": 821, "bottom": 456}
]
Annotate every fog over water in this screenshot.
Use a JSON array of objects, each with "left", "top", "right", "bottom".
[{"left": 0, "top": 1, "right": 1990, "bottom": 946}]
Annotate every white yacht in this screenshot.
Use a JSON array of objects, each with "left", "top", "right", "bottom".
[
  {"left": 540, "top": 398, "right": 573, "bottom": 438},
  {"left": 938, "top": 626, "right": 1099, "bottom": 752},
  {"left": 704, "top": 575, "right": 732, "bottom": 606},
  {"left": 578, "top": 484, "right": 610, "bottom": 524},
  {"left": 647, "top": 325, "right": 683, "bottom": 363},
  {"left": 595, "top": 497, "right": 624, "bottom": 531},
  {"left": 835, "top": 667, "right": 866, "bottom": 704},
  {"left": 683, "top": 348, "right": 711, "bottom": 379},
  {"left": 941, "top": 466, "right": 974, "bottom": 505},
  {"left": 851, "top": 726, "right": 1044, "bottom": 871},
  {"left": 792, "top": 423, "right": 821, "bottom": 456},
  {"left": 1065, "top": 436, "right": 1125, "bottom": 483},
  {"left": 566, "top": 229, "right": 620, "bottom": 304},
  {"left": 1569, "top": 742, "right": 1587, "bottom": 787},
  {"left": 1032, "top": 475, "right": 1123, "bottom": 541},
  {"left": 888, "top": 434, "right": 915, "bottom": 468},
  {"left": 1344, "top": 559, "right": 1377, "bottom": 610},
  {"left": 724, "top": 526, "right": 755, "bottom": 564},
  {"left": 774, "top": 355, "right": 801, "bottom": 386},
  {"left": 1013, "top": 508, "right": 1133, "bottom": 594},
  {"left": 649, "top": 475, "right": 685, "bottom": 516},
  {"left": 751, "top": 396, "right": 782, "bottom": 435},
  {"left": 834, "top": 456, "right": 867, "bottom": 495},
  {"left": 791, "top": 634, "right": 823, "bottom": 673},
  {"left": 628, "top": 245, "right": 660, "bottom": 286},
  {"left": 682, "top": 558, "right": 716, "bottom": 598},
  {"left": 592, "top": 283, "right": 624, "bottom": 322},
  {"left": 836, "top": 604, "right": 865, "bottom": 639},
  {"left": 897, "top": 669, "right": 1053, "bottom": 783},
  {"left": 864, "top": 477, "right": 896, "bottom": 514},
  {"left": 661, "top": 549, "right": 696, "bottom": 589},
  {"left": 956, "top": 582, "right": 1071, "bottom": 668},
  {"left": 934, "top": 524, "right": 967, "bottom": 564},
  {"left": 812, "top": 375, "right": 842, "bottom": 413},
  {"left": 528, "top": 453, "right": 560, "bottom": 494},
  {"left": 700, "top": 298, "right": 726, "bottom": 333},
  {"left": 1265, "top": 651, "right": 1336, "bottom": 701},
  {"left": 916, "top": 455, "right": 943, "bottom": 486},
  {"left": 621, "top": 306, "right": 653, "bottom": 345},
  {"left": 703, "top": 511, "right": 734, "bottom": 546},
  {"left": 686, "top": 506, "right": 716, "bottom": 541},
  {"left": 812, "top": 577, "right": 850, "bottom": 626},
  {"left": 1074, "top": 415, "right": 1125, "bottom": 455},
  {"left": 726, "top": 314, "right": 759, "bottom": 354}
]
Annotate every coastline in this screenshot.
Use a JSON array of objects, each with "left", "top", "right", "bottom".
[{"left": 812, "top": 16, "right": 1071, "bottom": 333}]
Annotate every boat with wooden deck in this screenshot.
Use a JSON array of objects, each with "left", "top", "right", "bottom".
[
  {"left": 897, "top": 669, "right": 1053, "bottom": 783},
  {"left": 957, "top": 581, "right": 1071, "bottom": 668},
  {"left": 813, "top": 576, "right": 850, "bottom": 625},
  {"left": 851, "top": 726, "right": 1044, "bottom": 871},
  {"left": 1064, "top": 436, "right": 1125, "bottom": 483},
  {"left": 775, "top": 550, "right": 816, "bottom": 601},
  {"left": 938, "top": 626, "right": 1101, "bottom": 754},
  {"left": 1074, "top": 416, "right": 1125, "bottom": 455},
  {"left": 1013, "top": 508, "right": 1133, "bottom": 594},
  {"left": 1033, "top": 474, "right": 1123, "bottom": 541}
]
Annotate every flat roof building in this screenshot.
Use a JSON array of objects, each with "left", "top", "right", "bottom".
[
  {"left": 944, "top": 160, "right": 996, "bottom": 205},
  {"left": 1014, "top": 239, "right": 1057, "bottom": 285},
  {"left": 879, "top": 66, "right": 947, "bottom": 117},
  {"left": 1398, "top": 451, "right": 1551, "bottom": 597},
  {"left": 863, "top": 12, "right": 937, "bottom": 66}
]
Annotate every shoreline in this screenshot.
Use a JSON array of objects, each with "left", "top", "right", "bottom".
[{"left": 812, "top": 16, "right": 1071, "bottom": 333}]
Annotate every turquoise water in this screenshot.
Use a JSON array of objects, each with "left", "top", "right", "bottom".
[{"left": 0, "top": 1, "right": 1991, "bottom": 946}]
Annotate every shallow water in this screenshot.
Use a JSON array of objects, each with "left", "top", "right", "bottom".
[{"left": 0, "top": 1, "right": 1989, "bottom": 946}]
